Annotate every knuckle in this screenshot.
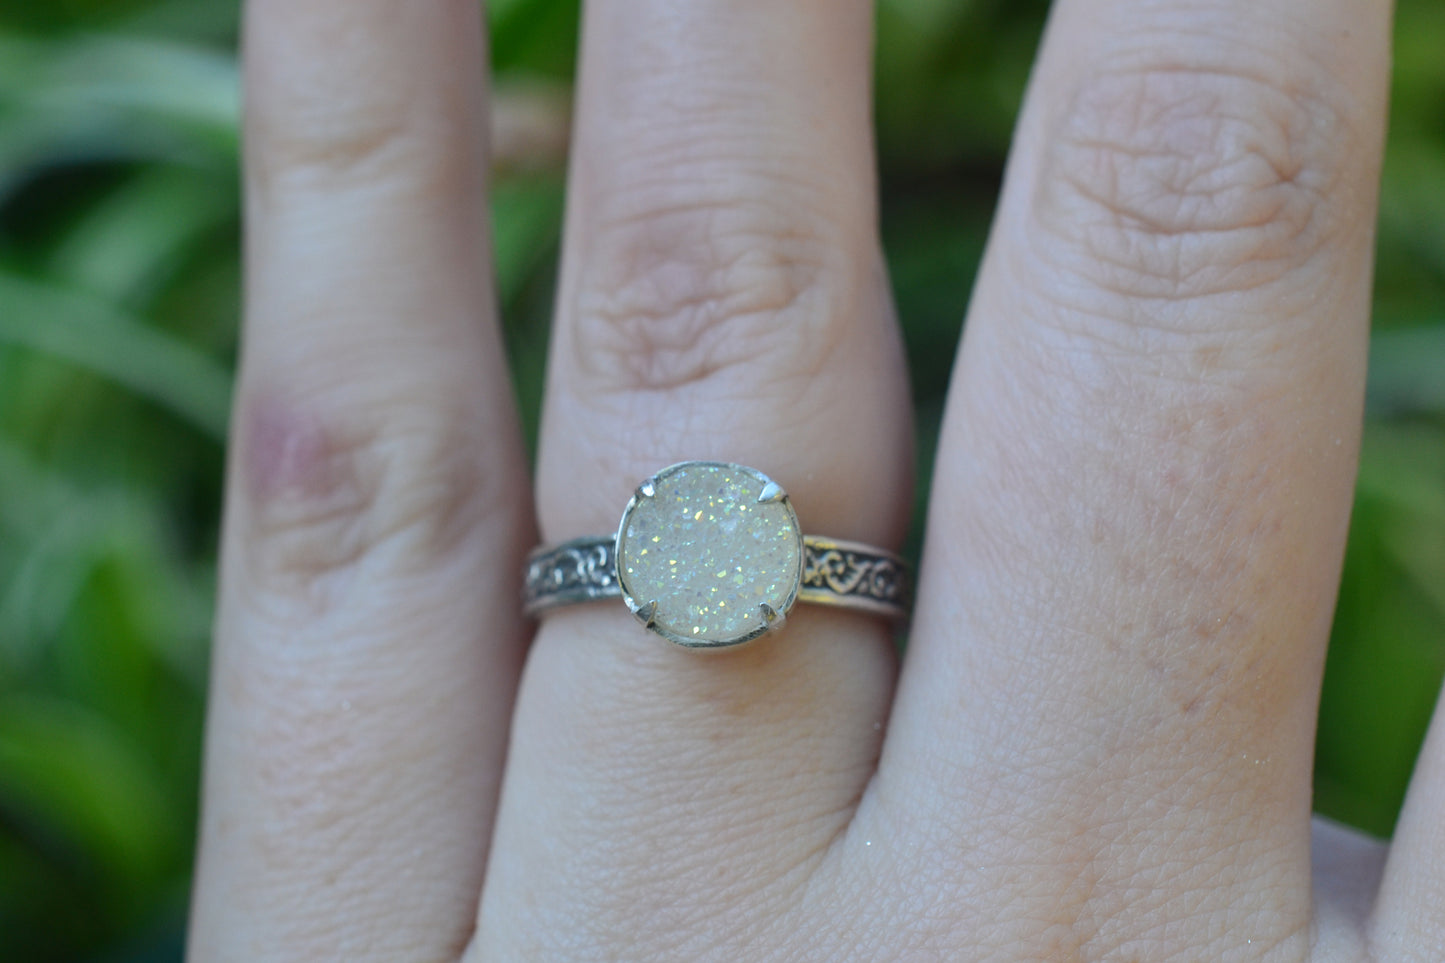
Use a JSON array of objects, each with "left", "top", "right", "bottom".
[
  {"left": 244, "top": 1, "right": 483, "bottom": 195},
  {"left": 567, "top": 197, "right": 847, "bottom": 393},
  {"left": 248, "top": 79, "right": 464, "bottom": 197},
  {"left": 254, "top": 110, "right": 413, "bottom": 187},
  {"left": 1033, "top": 60, "right": 1347, "bottom": 303},
  {"left": 235, "top": 390, "right": 496, "bottom": 613}
]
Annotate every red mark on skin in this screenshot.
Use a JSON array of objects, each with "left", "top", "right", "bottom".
[
  {"left": 235, "top": 395, "right": 377, "bottom": 601},
  {"left": 241, "top": 398, "right": 345, "bottom": 504}
]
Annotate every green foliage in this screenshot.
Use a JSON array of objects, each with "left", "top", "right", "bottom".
[{"left": 0, "top": 0, "right": 1441, "bottom": 958}]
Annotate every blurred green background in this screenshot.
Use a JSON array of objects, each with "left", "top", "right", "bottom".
[{"left": 0, "top": 0, "right": 1441, "bottom": 958}]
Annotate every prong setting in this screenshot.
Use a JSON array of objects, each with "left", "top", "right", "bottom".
[
  {"left": 759, "top": 602, "right": 786, "bottom": 633},
  {"left": 635, "top": 479, "right": 657, "bottom": 500},
  {"left": 626, "top": 596, "right": 659, "bottom": 628},
  {"left": 756, "top": 480, "right": 786, "bottom": 504}
]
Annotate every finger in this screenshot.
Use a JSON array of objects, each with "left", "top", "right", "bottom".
[
  {"left": 1372, "top": 689, "right": 1445, "bottom": 955},
  {"left": 473, "top": 0, "right": 911, "bottom": 953},
  {"left": 188, "top": 2, "right": 530, "bottom": 959},
  {"left": 871, "top": 0, "right": 1390, "bottom": 954},
  {"left": 1312, "top": 817, "right": 1385, "bottom": 953}
]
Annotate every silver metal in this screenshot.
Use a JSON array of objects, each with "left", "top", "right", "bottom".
[
  {"left": 796, "top": 536, "right": 911, "bottom": 618},
  {"left": 522, "top": 536, "right": 618, "bottom": 613},
  {"left": 627, "top": 597, "right": 658, "bottom": 628},
  {"left": 522, "top": 461, "right": 911, "bottom": 648}
]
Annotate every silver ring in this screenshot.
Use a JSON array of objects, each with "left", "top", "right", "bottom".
[{"left": 523, "top": 461, "right": 910, "bottom": 649}]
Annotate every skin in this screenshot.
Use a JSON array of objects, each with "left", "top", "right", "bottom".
[{"left": 184, "top": 0, "right": 1440, "bottom": 958}]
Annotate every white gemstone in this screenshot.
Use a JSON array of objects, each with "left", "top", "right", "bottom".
[{"left": 617, "top": 462, "right": 802, "bottom": 646}]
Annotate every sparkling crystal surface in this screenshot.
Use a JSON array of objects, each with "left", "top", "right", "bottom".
[{"left": 618, "top": 463, "right": 802, "bottom": 645}]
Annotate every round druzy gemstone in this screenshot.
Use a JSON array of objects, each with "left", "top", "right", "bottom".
[{"left": 616, "top": 462, "right": 803, "bottom": 646}]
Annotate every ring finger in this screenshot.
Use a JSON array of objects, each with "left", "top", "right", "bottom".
[{"left": 474, "top": 0, "right": 912, "bottom": 956}]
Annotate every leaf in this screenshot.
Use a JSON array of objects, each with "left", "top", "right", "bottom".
[
  {"left": 0, "top": 694, "right": 177, "bottom": 888},
  {"left": 0, "top": 33, "right": 238, "bottom": 196},
  {"left": 47, "top": 166, "right": 237, "bottom": 308},
  {"left": 1366, "top": 326, "right": 1445, "bottom": 417},
  {"left": 0, "top": 271, "right": 232, "bottom": 439},
  {"left": 490, "top": 173, "right": 563, "bottom": 306}
]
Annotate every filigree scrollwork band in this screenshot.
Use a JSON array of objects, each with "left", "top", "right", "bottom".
[
  {"left": 523, "top": 535, "right": 910, "bottom": 620},
  {"left": 523, "top": 537, "right": 620, "bottom": 615},
  {"left": 797, "top": 538, "right": 911, "bottom": 617}
]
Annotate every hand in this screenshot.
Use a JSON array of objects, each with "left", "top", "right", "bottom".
[{"left": 187, "top": 0, "right": 1420, "bottom": 959}]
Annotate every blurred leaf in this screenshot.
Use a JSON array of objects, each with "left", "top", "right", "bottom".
[
  {"left": 1356, "top": 422, "right": 1445, "bottom": 522},
  {"left": 0, "top": 33, "right": 238, "bottom": 196},
  {"left": 0, "top": 458, "right": 110, "bottom": 670},
  {"left": 0, "top": 434, "right": 77, "bottom": 535},
  {"left": 1390, "top": 0, "right": 1445, "bottom": 133},
  {"left": 0, "top": 694, "right": 177, "bottom": 889},
  {"left": 91, "top": 919, "right": 187, "bottom": 963},
  {"left": 47, "top": 166, "right": 237, "bottom": 307},
  {"left": 1367, "top": 326, "right": 1445, "bottom": 417},
  {"left": 1356, "top": 422, "right": 1445, "bottom": 615},
  {"left": 120, "top": 0, "right": 239, "bottom": 44},
  {"left": 491, "top": 173, "right": 564, "bottom": 306},
  {"left": 0, "top": 439, "right": 211, "bottom": 683},
  {"left": 0, "top": 271, "right": 231, "bottom": 438},
  {"left": 489, "top": 0, "right": 580, "bottom": 78},
  {"left": 1317, "top": 423, "right": 1445, "bottom": 835},
  {"left": 1375, "top": 146, "right": 1445, "bottom": 323},
  {"left": 875, "top": 0, "right": 1044, "bottom": 170}
]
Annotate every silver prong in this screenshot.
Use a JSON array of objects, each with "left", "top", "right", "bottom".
[
  {"left": 628, "top": 597, "right": 658, "bottom": 628},
  {"left": 635, "top": 479, "right": 656, "bottom": 500},
  {"left": 759, "top": 602, "right": 786, "bottom": 633},
  {"left": 756, "top": 480, "right": 785, "bottom": 504}
]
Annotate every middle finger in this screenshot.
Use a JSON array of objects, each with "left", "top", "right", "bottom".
[{"left": 477, "top": 0, "right": 911, "bottom": 954}]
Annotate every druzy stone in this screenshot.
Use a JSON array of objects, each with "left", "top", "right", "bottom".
[{"left": 617, "top": 462, "right": 803, "bottom": 646}]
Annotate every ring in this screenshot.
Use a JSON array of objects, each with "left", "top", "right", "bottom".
[{"left": 523, "top": 461, "right": 910, "bottom": 649}]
